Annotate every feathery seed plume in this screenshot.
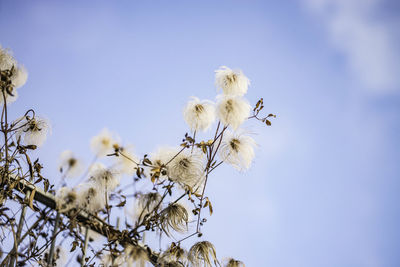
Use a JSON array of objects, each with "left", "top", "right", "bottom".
[
  {"left": 216, "top": 95, "right": 250, "bottom": 130},
  {"left": 90, "top": 128, "right": 119, "bottom": 157},
  {"left": 159, "top": 202, "right": 190, "bottom": 236},
  {"left": 215, "top": 66, "right": 250, "bottom": 96},
  {"left": 89, "top": 165, "right": 120, "bottom": 192},
  {"left": 120, "top": 245, "right": 149, "bottom": 267},
  {"left": 188, "top": 241, "right": 218, "bottom": 267},
  {"left": 115, "top": 145, "right": 139, "bottom": 176},
  {"left": 219, "top": 130, "right": 256, "bottom": 171},
  {"left": 167, "top": 148, "right": 206, "bottom": 192},
  {"left": 55, "top": 187, "right": 78, "bottom": 213},
  {"left": 17, "top": 117, "right": 50, "bottom": 147},
  {"left": 158, "top": 245, "right": 188, "bottom": 266},
  {"left": 76, "top": 182, "right": 106, "bottom": 213},
  {"left": 133, "top": 192, "right": 162, "bottom": 223},
  {"left": 58, "top": 150, "right": 84, "bottom": 178},
  {"left": 183, "top": 97, "right": 216, "bottom": 132}
]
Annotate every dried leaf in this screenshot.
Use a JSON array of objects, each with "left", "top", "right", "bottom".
[
  {"left": 28, "top": 189, "right": 36, "bottom": 211},
  {"left": 70, "top": 241, "right": 78, "bottom": 252},
  {"left": 43, "top": 179, "right": 49, "bottom": 192}
]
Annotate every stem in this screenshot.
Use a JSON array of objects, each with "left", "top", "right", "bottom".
[
  {"left": 8, "top": 195, "right": 29, "bottom": 267},
  {"left": 119, "top": 151, "right": 139, "bottom": 165},
  {"left": 196, "top": 173, "right": 209, "bottom": 233},
  {"left": 47, "top": 212, "right": 61, "bottom": 265},
  {"left": 0, "top": 210, "right": 49, "bottom": 266},
  {"left": 191, "top": 130, "right": 196, "bottom": 154},
  {"left": 165, "top": 146, "right": 186, "bottom": 166},
  {"left": 2, "top": 90, "right": 10, "bottom": 176},
  {"left": 196, "top": 123, "right": 226, "bottom": 232},
  {"left": 177, "top": 232, "right": 198, "bottom": 244},
  {"left": 74, "top": 155, "right": 98, "bottom": 187},
  {"left": 9, "top": 225, "right": 18, "bottom": 267},
  {"left": 81, "top": 227, "right": 89, "bottom": 267}
]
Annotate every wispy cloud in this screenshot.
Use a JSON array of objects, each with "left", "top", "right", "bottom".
[{"left": 304, "top": 0, "right": 400, "bottom": 93}]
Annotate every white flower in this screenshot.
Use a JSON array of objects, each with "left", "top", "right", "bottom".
[
  {"left": 167, "top": 148, "right": 206, "bottom": 192},
  {"left": 115, "top": 145, "right": 139, "bottom": 176},
  {"left": 216, "top": 95, "right": 250, "bottom": 130},
  {"left": 183, "top": 97, "right": 216, "bottom": 132},
  {"left": 219, "top": 130, "right": 256, "bottom": 171},
  {"left": 76, "top": 182, "right": 106, "bottom": 213},
  {"left": 90, "top": 128, "right": 119, "bottom": 157},
  {"left": 58, "top": 150, "right": 84, "bottom": 178},
  {"left": 55, "top": 186, "right": 78, "bottom": 213},
  {"left": 17, "top": 117, "right": 50, "bottom": 147},
  {"left": 215, "top": 66, "right": 250, "bottom": 96}
]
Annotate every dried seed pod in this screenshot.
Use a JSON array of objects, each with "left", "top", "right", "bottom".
[{"left": 188, "top": 241, "right": 218, "bottom": 267}]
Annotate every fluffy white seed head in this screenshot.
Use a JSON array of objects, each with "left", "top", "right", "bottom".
[
  {"left": 188, "top": 241, "right": 218, "bottom": 267},
  {"left": 147, "top": 146, "right": 177, "bottom": 181},
  {"left": 76, "top": 181, "right": 106, "bottom": 213},
  {"left": 0, "top": 46, "right": 28, "bottom": 90},
  {"left": 115, "top": 145, "right": 139, "bottom": 176},
  {"left": 132, "top": 192, "right": 162, "bottom": 223},
  {"left": 90, "top": 128, "right": 119, "bottom": 157},
  {"left": 149, "top": 146, "right": 201, "bottom": 186},
  {"left": 89, "top": 165, "right": 120, "bottom": 192},
  {"left": 150, "top": 146, "right": 177, "bottom": 164},
  {"left": 160, "top": 202, "right": 190, "bottom": 236},
  {"left": 183, "top": 97, "right": 216, "bottom": 132},
  {"left": 10, "top": 64, "right": 27, "bottom": 89},
  {"left": 158, "top": 245, "right": 188, "bottom": 266},
  {"left": 17, "top": 117, "right": 50, "bottom": 147},
  {"left": 76, "top": 182, "right": 106, "bottom": 213},
  {"left": 215, "top": 66, "right": 250, "bottom": 96},
  {"left": 88, "top": 162, "right": 107, "bottom": 176},
  {"left": 219, "top": 130, "right": 256, "bottom": 171},
  {"left": 58, "top": 150, "right": 84, "bottom": 178},
  {"left": 167, "top": 149, "right": 206, "bottom": 193},
  {"left": 216, "top": 95, "right": 251, "bottom": 130},
  {"left": 0, "top": 68, "right": 26, "bottom": 104},
  {"left": 55, "top": 186, "right": 78, "bottom": 213},
  {"left": 0, "top": 45, "right": 16, "bottom": 71},
  {"left": 121, "top": 245, "right": 149, "bottom": 267}
]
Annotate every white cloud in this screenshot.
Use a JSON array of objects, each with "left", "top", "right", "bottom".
[{"left": 305, "top": 0, "right": 400, "bottom": 92}]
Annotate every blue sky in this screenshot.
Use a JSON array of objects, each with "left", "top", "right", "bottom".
[{"left": 1, "top": 0, "right": 400, "bottom": 266}]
